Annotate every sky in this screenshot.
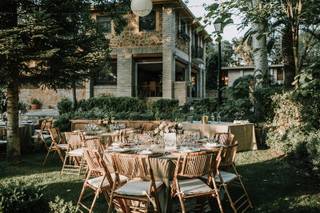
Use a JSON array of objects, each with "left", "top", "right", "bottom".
[{"left": 187, "top": 0, "right": 245, "bottom": 41}]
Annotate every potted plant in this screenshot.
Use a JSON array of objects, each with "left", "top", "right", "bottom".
[{"left": 31, "top": 98, "right": 42, "bottom": 110}]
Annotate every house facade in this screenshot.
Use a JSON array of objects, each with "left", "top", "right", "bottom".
[
  {"left": 91, "top": 0, "right": 210, "bottom": 104},
  {"left": 222, "top": 64, "right": 285, "bottom": 87},
  {"left": 19, "top": 0, "right": 210, "bottom": 107}
]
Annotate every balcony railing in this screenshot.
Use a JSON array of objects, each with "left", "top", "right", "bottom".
[{"left": 192, "top": 46, "right": 204, "bottom": 59}]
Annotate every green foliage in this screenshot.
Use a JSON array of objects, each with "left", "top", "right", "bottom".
[
  {"left": 0, "top": 181, "right": 48, "bottom": 213},
  {"left": 77, "top": 96, "right": 146, "bottom": 113},
  {"left": 31, "top": 98, "right": 42, "bottom": 106},
  {"left": 54, "top": 113, "right": 73, "bottom": 132},
  {"left": 183, "top": 98, "right": 218, "bottom": 115},
  {"left": 267, "top": 88, "right": 320, "bottom": 172},
  {"left": 306, "top": 131, "right": 320, "bottom": 171},
  {"left": 218, "top": 75, "right": 254, "bottom": 121},
  {"left": 18, "top": 102, "right": 28, "bottom": 113},
  {"left": 151, "top": 99, "right": 179, "bottom": 120},
  {"left": 57, "top": 98, "right": 73, "bottom": 114},
  {"left": 293, "top": 62, "right": 320, "bottom": 129},
  {"left": 48, "top": 196, "right": 77, "bottom": 213},
  {"left": 254, "top": 85, "right": 284, "bottom": 122}
]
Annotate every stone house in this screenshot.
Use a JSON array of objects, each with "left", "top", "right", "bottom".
[
  {"left": 20, "top": 0, "right": 211, "bottom": 107},
  {"left": 222, "top": 64, "right": 285, "bottom": 87}
]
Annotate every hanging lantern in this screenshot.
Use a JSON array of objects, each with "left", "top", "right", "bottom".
[{"left": 131, "top": 0, "right": 153, "bottom": 17}]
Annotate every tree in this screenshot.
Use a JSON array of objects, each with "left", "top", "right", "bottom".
[
  {"left": 0, "top": 0, "right": 128, "bottom": 161},
  {"left": 206, "top": 40, "right": 235, "bottom": 90}
]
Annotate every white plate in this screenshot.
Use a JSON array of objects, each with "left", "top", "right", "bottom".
[
  {"left": 138, "top": 150, "right": 153, "bottom": 155},
  {"left": 204, "top": 143, "right": 220, "bottom": 148}
]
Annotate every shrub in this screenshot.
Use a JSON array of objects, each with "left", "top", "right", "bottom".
[
  {"left": 57, "top": 98, "right": 73, "bottom": 114},
  {"left": 128, "top": 112, "right": 154, "bottom": 120},
  {"left": 183, "top": 98, "right": 217, "bottom": 115},
  {"left": 254, "top": 85, "right": 284, "bottom": 122},
  {"left": 151, "top": 99, "right": 179, "bottom": 120},
  {"left": 219, "top": 98, "right": 253, "bottom": 122},
  {"left": 18, "top": 102, "right": 28, "bottom": 113},
  {"left": 306, "top": 130, "right": 320, "bottom": 171},
  {"left": 0, "top": 181, "right": 49, "bottom": 213},
  {"left": 54, "top": 112, "right": 73, "bottom": 132},
  {"left": 77, "top": 96, "right": 146, "bottom": 113},
  {"left": 49, "top": 196, "right": 77, "bottom": 213}
]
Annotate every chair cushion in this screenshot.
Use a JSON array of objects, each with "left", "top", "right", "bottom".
[
  {"left": 56, "top": 144, "right": 69, "bottom": 150},
  {"left": 178, "top": 178, "right": 213, "bottom": 195},
  {"left": 67, "top": 148, "right": 84, "bottom": 156},
  {"left": 215, "top": 171, "right": 237, "bottom": 183},
  {"left": 115, "top": 180, "right": 163, "bottom": 196},
  {"left": 87, "top": 173, "right": 128, "bottom": 188},
  {"left": 42, "top": 134, "right": 51, "bottom": 139}
]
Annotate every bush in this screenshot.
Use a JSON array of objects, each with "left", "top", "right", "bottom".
[
  {"left": 128, "top": 112, "right": 154, "bottom": 120},
  {"left": 57, "top": 98, "right": 73, "bottom": 114},
  {"left": 0, "top": 181, "right": 49, "bottom": 213},
  {"left": 306, "top": 131, "right": 320, "bottom": 171},
  {"left": 18, "top": 102, "right": 28, "bottom": 113},
  {"left": 77, "top": 96, "right": 146, "bottom": 113},
  {"left": 49, "top": 196, "right": 77, "bottom": 213},
  {"left": 54, "top": 113, "right": 73, "bottom": 132},
  {"left": 219, "top": 98, "right": 253, "bottom": 122},
  {"left": 183, "top": 98, "right": 217, "bottom": 115},
  {"left": 151, "top": 99, "right": 179, "bottom": 120},
  {"left": 254, "top": 85, "right": 284, "bottom": 122}
]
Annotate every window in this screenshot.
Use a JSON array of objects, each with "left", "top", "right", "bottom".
[
  {"left": 94, "top": 60, "right": 117, "bottom": 85},
  {"left": 180, "top": 19, "right": 187, "bottom": 34},
  {"left": 139, "top": 10, "right": 155, "bottom": 32},
  {"left": 96, "top": 16, "right": 111, "bottom": 33},
  {"left": 276, "top": 69, "right": 284, "bottom": 81}
]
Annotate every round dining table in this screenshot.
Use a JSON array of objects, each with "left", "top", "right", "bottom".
[{"left": 103, "top": 143, "right": 223, "bottom": 213}]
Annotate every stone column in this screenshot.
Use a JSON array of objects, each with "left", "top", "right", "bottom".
[
  {"left": 162, "top": 7, "right": 176, "bottom": 99},
  {"left": 85, "top": 79, "right": 93, "bottom": 99},
  {"left": 199, "top": 69, "right": 203, "bottom": 97},
  {"left": 117, "top": 49, "right": 133, "bottom": 97},
  {"left": 203, "top": 69, "right": 206, "bottom": 98}
]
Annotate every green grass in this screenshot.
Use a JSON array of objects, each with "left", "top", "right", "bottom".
[{"left": 0, "top": 149, "right": 319, "bottom": 212}]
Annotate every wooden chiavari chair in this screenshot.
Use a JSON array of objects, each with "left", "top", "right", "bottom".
[
  {"left": 42, "top": 127, "right": 68, "bottom": 166},
  {"left": 216, "top": 143, "right": 253, "bottom": 212},
  {"left": 61, "top": 132, "right": 86, "bottom": 175},
  {"left": 32, "top": 119, "right": 51, "bottom": 150},
  {"left": 171, "top": 150, "right": 224, "bottom": 213},
  {"left": 84, "top": 137, "right": 105, "bottom": 154},
  {"left": 77, "top": 149, "right": 128, "bottom": 213},
  {"left": 108, "top": 153, "right": 163, "bottom": 213},
  {"left": 212, "top": 133, "right": 235, "bottom": 146}
]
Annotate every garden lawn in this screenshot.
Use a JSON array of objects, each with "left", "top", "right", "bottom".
[{"left": 0, "top": 149, "right": 319, "bottom": 213}]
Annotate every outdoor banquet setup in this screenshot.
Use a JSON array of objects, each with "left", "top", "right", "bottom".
[{"left": 30, "top": 117, "right": 254, "bottom": 213}]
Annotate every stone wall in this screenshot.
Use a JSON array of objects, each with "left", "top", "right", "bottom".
[
  {"left": 176, "top": 37, "right": 189, "bottom": 54},
  {"left": 19, "top": 87, "right": 87, "bottom": 108},
  {"left": 109, "top": 12, "right": 163, "bottom": 48},
  {"left": 93, "top": 85, "right": 117, "bottom": 96}
]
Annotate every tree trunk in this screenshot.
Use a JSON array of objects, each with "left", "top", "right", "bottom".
[
  {"left": 282, "top": 24, "right": 296, "bottom": 87},
  {"left": 72, "top": 81, "right": 77, "bottom": 110},
  {"left": 252, "top": 20, "right": 269, "bottom": 88},
  {"left": 6, "top": 81, "right": 21, "bottom": 162},
  {"left": 251, "top": 0, "right": 269, "bottom": 121}
]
